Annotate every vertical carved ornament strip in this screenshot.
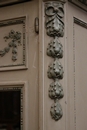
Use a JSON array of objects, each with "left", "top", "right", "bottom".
[{"left": 45, "top": 1, "right": 65, "bottom": 121}]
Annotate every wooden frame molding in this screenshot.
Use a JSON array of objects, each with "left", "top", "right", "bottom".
[
  {"left": 69, "top": 0, "right": 87, "bottom": 11},
  {"left": 0, "top": 0, "right": 31, "bottom": 7},
  {"left": 0, "top": 81, "right": 29, "bottom": 130},
  {"left": 43, "top": 0, "right": 66, "bottom": 2}
]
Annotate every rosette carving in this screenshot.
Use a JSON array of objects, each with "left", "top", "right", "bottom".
[
  {"left": 47, "top": 59, "right": 64, "bottom": 79},
  {"left": 49, "top": 79, "right": 64, "bottom": 99},
  {"left": 45, "top": 2, "right": 64, "bottom": 37},
  {"left": 50, "top": 100, "right": 63, "bottom": 121},
  {"left": 47, "top": 37, "right": 63, "bottom": 58}
]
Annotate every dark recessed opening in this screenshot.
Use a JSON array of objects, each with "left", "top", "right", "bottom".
[{"left": 0, "top": 90, "right": 21, "bottom": 130}]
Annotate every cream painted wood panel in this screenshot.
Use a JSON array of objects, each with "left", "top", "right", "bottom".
[
  {"left": 0, "top": 1, "right": 39, "bottom": 130},
  {"left": 66, "top": 2, "right": 87, "bottom": 130}
]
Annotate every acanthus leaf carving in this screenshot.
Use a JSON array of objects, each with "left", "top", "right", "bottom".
[
  {"left": 50, "top": 99, "right": 63, "bottom": 121},
  {"left": 47, "top": 37, "right": 63, "bottom": 58},
  {"left": 47, "top": 58, "right": 64, "bottom": 79},
  {"left": 49, "top": 79, "right": 64, "bottom": 99},
  {"left": 45, "top": 2, "right": 64, "bottom": 37}
]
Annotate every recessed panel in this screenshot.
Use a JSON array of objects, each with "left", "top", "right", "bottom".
[
  {"left": 73, "top": 18, "right": 87, "bottom": 130},
  {"left": 0, "top": 17, "right": 27, "bottom": 71}
]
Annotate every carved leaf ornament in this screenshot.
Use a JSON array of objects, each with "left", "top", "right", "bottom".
[
  {"left": 45, "top": 2, "right": 65, "bottom": 121},
  {"left": 49, "top": 79, "right": 64, "bottom": 99},
  {"left": 47, "top": 59, "right": 64, "bottom": 79},
  {"left": 50, "top": 99, "right": 63, "bottom": 121},
  {"left": 45, "top": 2, "right": 64, "bottom": 37},
  {"left": 47, "top": 37, "right": 63, "bottom": 58},
  {"left": 0, "top": 30, "right": 21, "bottom": 61}
]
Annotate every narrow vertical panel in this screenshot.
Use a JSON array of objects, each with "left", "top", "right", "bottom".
[{"left": 73, "top": 18, "right": 87, "bottom": 130}]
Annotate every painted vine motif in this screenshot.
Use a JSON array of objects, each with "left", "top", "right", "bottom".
[{"left": 0, "top": 30, "right": 21, "bottom": 61}]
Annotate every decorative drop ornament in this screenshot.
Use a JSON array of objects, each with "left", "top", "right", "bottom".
[
  {"left": 50, "top": 99, "right": 63, "bottom": 121},
  {"left": 45, "top": 1, "right": 65, "bottom": 121},
  {"left": 49, "top": 79, "right": 64, "bottom": 99},
  {"left": 47, "top": 37, "right": 63, "bottom": 58},
  {"left": 47, "top": 59, "right": 64, "bottom": 79}
]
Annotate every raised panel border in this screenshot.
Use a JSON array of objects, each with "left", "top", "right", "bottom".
[
  {"left": 69, "top": 0, "right": 87, "bottom": 11},
  {"left": 74, "top": 17, "right": 87, "bottom": 28},
  {"left": 0, "top": 16, "right": 28, "bottom": 71},
  {"left": 0, "top": 81, "right": 29, "bottom": 130}
]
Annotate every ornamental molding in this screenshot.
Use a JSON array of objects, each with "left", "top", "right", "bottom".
[
  {"left": 0, "top": 16, "right": 27, "bottom": 71},
  {"left": 50, "top": 99, "right": 63, "bottom": 121},
  {"left": 69, "top": 0, "right": 87, "bottom": 11},
  {"left": 0, "top": 86, "right": 23, "bottom": 129},
  {"left": 47, "top": 37, "right": 63, "bottom": 58},
  {"left": 73, "top": 17, "right": 87, "bottom": 129},
  {"left": 0, "top": 81, "right": 28, "bottom": 130},
  {"left": 49, "top": 79, "right": 64, "bottom": 99},
  {"left": 45, "top": 1, "right": 65, "bottom": 121},
  {"left": 0, "top": 30, "right": 21, "bottom": 61},
  {"left": 44, "top": 0, "right": 66, "bottom": 3},
  {"left": 0, "top": 0, "right": 30, "bottom": 7},
  {"left": 45, "top": 2, "right": 64, "bottom": 37},
  {"left": 47, "top": 59, "right": 64, "bottom": 79}
]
